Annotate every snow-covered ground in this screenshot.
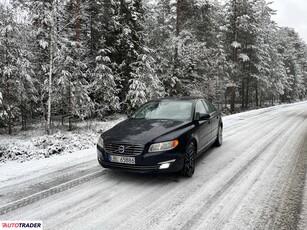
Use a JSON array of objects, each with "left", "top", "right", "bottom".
[
  {"left": 0, "top": 116, "right": 125, "bottom": 163},
  {"left": 0, "top": 102, "right": 306, "bottom": 230}
]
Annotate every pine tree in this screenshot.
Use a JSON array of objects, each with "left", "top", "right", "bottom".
[
  {"left": 91, "top": 38, "right": 120, "bottom": 116},
  {"left": 54, "top": 0, "right": 94, "bottom": 129},
  {"left": 144, "top": 0, "right": 181, "bottom": 96},
  {"left": 84, "top": 0, "right": 121, "bottom": 116},
  {"left": 277, "top": 27, "right": 307, "bottom": 102},
  {"left": 0, "top": 3, "right": 17, "bottom": 134},
  {"left": 224, "top": 0, "right": 277, "bottom": 110},
  {"left": 0, "top": 3, "right": 37, "bottom": 133},
  {"left": 22, "top": 0, "right": 56, "bottom": 133},
  {"left": 97, "top": 0, "right": 164, "bottom": 111}
]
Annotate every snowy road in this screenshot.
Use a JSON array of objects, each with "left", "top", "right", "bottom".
[{"left": 1, "top": 102, "right": 307, "bottom": 230}]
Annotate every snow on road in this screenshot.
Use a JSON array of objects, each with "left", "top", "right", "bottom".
[{"left": 0, "top": 102, "right": 307, "bottom": 230}]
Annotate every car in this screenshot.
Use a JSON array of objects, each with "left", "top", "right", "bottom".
[{"left": 97, "top": 97, "right": 223, "bottom": 177}]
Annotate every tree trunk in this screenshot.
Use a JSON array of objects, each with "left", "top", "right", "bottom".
[
  {"left": 6, "top": 78, "right": 12, "bottom": 135},
  {"left": 5, "top": 19, "right": 12, "bottom": 135},
  {"left": 90, "top": 13, "right": 93, "bottom": 55},
  {"left": 24, "top": 114, "right": 27, "bottom": 130},
  {"left": 174, "top": 0, "right": 182, "bottom": 62},
  {"left": 21, "top": 107, "right": 24, "bottom": 130},
  {"left": 76, "top": 0, "right": 81, "bottom": 42},
  {"left": 56, "top": 0, "right": 59, "bottom": 32},
  {"left": 241, "top": 78, "right": 245, "bottom": 109},
  {"left": 230, "top": 0, "right": 238, "bottom": 113},
  {"left": 68, "top": 75, "right": 72, "bottom": 131},
  {"left": 245, "top": 76, "right": 250, "bottom": 109},
  {"left": 47, "top": 0, "right": 55, "bottom": 135},
  {"left": 255, "top": 81, "right": 259, "bottom": 107}
]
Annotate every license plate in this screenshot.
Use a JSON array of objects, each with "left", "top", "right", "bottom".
[{"left": 110, "top": 155, "right": 135, "bottom": 165}]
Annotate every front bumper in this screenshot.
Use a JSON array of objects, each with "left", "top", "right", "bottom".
[{"left": 97, "top": 146, "right": 185, "bottom": 174}]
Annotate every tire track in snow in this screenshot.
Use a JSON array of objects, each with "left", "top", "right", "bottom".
[
  {"left": 298, "top": 132, "right": 307, "bottom": 230},
  {"left": 178, "top": 112, "right": 303, "bottom": 230},
  {"left": 0, "top": 169, "right": 105, "bottom": 215},
  {"left": 131, "top": 110, "right": 301, "bottom": 230},
  {"left": 199, "top": 114, "right": 306, "bottom": 230},
  {"left": 0, "top": 160, "right": 98, "bottom": 206},
  {"left": 120, "top": 111, "right": 292, "bottom": 229},
  {"left": 224, "top": 111, "right": 285, "bottom": 139},
  {"left": 268, "top": 124, "right": 307, "bottom": 230}
]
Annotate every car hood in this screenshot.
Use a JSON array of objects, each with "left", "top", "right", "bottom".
[{"left": 102, "top": 119, "right": 191, "bottom": 144}]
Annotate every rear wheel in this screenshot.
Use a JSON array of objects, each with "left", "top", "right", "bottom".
[
  {"left": 214, "top": 125, "right": 223, "bottom": 147},
  {"left": 181, "top": 141, "right": 196, "bottom": 177}
]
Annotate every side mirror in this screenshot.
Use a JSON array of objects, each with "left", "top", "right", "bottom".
[{"left": 195, "top": 112, "right": 210, "bottom": 121}]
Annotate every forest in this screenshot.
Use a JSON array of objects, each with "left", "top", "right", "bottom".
[{"left": 0, "top": 0, "right": 306, "bottom": 135}]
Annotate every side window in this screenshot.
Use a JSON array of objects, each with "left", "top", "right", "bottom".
[
  {"left": 203, "top": 100, "right": 215, "bottom": 114},
  {"left": 195, "top": 100, "right": 208, "bottom": 118}
]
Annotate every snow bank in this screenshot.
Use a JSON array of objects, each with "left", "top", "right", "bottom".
[{"left": 0, "top": 117, "right": 124, "bottom": 163}]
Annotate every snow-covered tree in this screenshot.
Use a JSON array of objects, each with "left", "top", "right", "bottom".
[
  {"left": 1, "top": 0, "right": 307, "bottom": 134},
  {"left": 277, "top": 27, "right": 307, "bottom": 102},
  {"left": 144, "top": 0, "right": 181, "bottom": 96},
  {"left": 0, "top": 3, "right": 37, "bottom": 133},
  {"left": 0, "top": 3, "right": 17, "bottom": 134},
  {"left": 53, "top": 0, "right": 95, "bottom": 129},
  {"left": 223, "top": 0, "right": 286, "bottom": 110}
]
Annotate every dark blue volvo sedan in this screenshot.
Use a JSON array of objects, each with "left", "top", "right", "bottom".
[{"left": 97, "top": 97, "right": 223, "bottom": 177}]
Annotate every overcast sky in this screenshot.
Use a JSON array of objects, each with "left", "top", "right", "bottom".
[{"left": 270, "top": 0, "right": 307, "bottom": 42}]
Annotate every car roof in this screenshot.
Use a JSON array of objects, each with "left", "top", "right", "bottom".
[{"left": 148, "top": 96, "right": 204, "bottom": 102}]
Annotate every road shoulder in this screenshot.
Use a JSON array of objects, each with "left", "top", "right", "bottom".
[{"left": 298, "top": 131, "right": 307, "bottom": 230}]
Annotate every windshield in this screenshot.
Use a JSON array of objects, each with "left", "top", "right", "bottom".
[{"left": 131, "top": 100, "right": 193, "bottom": 120}]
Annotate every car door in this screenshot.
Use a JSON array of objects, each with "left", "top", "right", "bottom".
[
  {"left": 203, "top": 100, "right": 219, "bottom": 141},
  {"left": 194, "top": 100, "right": 212, "bottom": 153}
]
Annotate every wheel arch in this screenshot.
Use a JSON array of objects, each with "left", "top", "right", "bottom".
[{"left": 188, "top": 137, "right": 198, "bottom": 153}]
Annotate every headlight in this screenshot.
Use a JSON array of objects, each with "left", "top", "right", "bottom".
[
  {"left": 149, "top": 140, "right": 179, "bottom": 152},
  {"left": 97, "top": 136, "right": 104, "bottom": 148}
]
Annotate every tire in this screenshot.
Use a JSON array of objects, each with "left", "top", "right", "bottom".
[
  {"left": 181, "top": 141, "right": 196, "bottom": 177},
  {"left": 214, "top": 125, "right": 223, "bottom": 147}
]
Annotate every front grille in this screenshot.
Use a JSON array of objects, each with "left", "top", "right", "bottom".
[
  {"left": 102, "top": 161, "right": 159, "bottom": 171},
  {"left": 105, "top": 142, "right": 144, "bottom": 156}
]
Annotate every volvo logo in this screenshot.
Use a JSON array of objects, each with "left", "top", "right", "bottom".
[{"left": 118, "top": 145, "right": 125, "bottom": 154}]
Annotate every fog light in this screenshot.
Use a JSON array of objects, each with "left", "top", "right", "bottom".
[{"left": 159, "top": 163, "right": 170, "bottom": 169}]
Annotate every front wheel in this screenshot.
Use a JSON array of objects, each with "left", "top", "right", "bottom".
[
  {"left": 181, "top": 141, "right": 196, "bottom": 177},
  {"left": 214, "top": 125, "right": 223, "bottom": 147}
]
